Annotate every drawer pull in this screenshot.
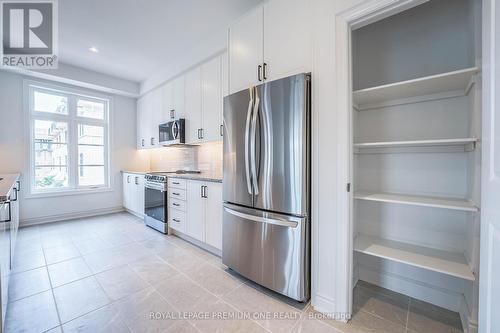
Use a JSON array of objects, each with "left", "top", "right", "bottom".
[
  {"left": 173, "top": 203, "right": 180, "bottom": 207},
  {"left": 173, "top": 182, "right": 180, "bottom": 185},
  {"left": 172, "top": 192, "right": 180, "bottom": 196},
  {"left": 173, "top": 218, "right": 180, "bottom": 223}
]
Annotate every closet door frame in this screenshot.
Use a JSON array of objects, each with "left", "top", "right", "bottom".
[{"left": 332, "top": 0, "right": 431, "bottom": 319}]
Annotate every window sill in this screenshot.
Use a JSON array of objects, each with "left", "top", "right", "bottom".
[{"left": 25, "top": 187, "right": 113, "bottom": 199}]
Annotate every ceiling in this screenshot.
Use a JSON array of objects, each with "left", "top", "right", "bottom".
[{"left": 59, "top": 0, "right": 261, "bottom": 83}]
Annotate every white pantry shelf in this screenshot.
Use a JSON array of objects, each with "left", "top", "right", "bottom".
[
  {"left": 354, "top": 138, "right": 477, "bottom": 151},
  {"left": 353, "top": 67, "right": 479, "bottom": 110},
  {"left": 354, "top": 235, "right": 475, "bottom": 281},
  {"left": 354, "top": 191, "right": 478, "bottom": 212}
]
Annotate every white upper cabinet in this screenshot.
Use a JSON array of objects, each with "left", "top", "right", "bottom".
[
  {"left": 137, "top": 55, "right": 224, "bottom": 149},
  {"left": 136, "top": 97, "right": 148, "bottom": 149},
  {"left": 137, "top": 93, "right": 155, "bottom": 149},
  {"left": 161, "top": 81, "right": 174, "bottom": 123},
  {"left": 149, "top": 88, "right": 162, "bottom": 148},
  {"left": 172, "top": 76, "right": 185, "bottom": 119},
  {"left": 202, "top": 56, "right": 223, "bottom": 142},
  {"left": 228, "top": 0, "right": 311, "bottom": 94},
  {"left": 263, "top": 0, "right": 311, "bottom": 82},
  {"left": 228, "top": 5, "right": 264, "bottom": 94},
  {"left": 185, "top": 67, "right": 203, "bottom": 144},
  {"left": 163, "top": 76, "right": 185, "bottom": 122}
]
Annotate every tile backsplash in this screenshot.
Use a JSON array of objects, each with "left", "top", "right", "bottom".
[{"left": 149, "top": 141, "right": 223, "bottom": 178}]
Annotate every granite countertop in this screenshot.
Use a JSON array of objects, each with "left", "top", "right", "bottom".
[
  {"left": 0, "top": 174, "right": 20, "bottom": 202},
  {"left": 121, "top": 170, "right": 222, "bottom": 183},
  {"left": 168, "top": 173, "right": 222, "bottom": 183}
]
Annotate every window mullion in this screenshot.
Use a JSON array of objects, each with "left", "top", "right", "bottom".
[{"left": 68, "top": 95, "right": 78, "bottom": 189}]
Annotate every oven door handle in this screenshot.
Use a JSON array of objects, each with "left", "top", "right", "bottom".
[{"left": 144, "top": 184, "right": 166, "bottom": 192}]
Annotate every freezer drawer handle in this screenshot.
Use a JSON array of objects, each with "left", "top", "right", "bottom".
[{"left": 224, "top": 207, "right": 298, "bottom": 228}]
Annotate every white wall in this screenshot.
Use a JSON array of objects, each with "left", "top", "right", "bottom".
[
  {"left": 0, "top": 70, "right": 149, "bottom": 225},
  {"left": 3, "top": 62, "right": 140, "bottom": 98},
  {"left": 352, "top": 0, "right": 475, "bottom": 90},
  {"left": 309, "top": 0, "right": 368, "bottom": 316},
  {"left": 140, "top": 32, "right": 227, "bottom": 95}
]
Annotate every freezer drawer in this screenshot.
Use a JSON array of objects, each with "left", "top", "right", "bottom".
[{"left": 222, "top": 203, "right": 310, "bottom": 302}]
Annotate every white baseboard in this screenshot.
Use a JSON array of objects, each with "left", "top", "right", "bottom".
[
  {"left": 459, "top": 296, "right": 478, "bottom": 333},
  {"left": 124, "top": 208, "right": 144, "bottom": 219},
  {"left": 312, "top": 293, "right": 339, "bottom": 317},
  {"left": 20, "top": 206, "right": 125, "bottom": 227},
  {"left": 357, "top": 264, "right": 463, "bottom": 312},
  {"left": 170, "top": 229, "right": 222, "bottom": 257}
]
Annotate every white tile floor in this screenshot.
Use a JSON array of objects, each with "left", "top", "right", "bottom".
[{"left": 5, "top": 212, "right": 463, "bottom": 333}]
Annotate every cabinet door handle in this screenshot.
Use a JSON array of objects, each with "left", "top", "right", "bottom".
[
  {"left": 127, "top": 175, "right": 131, "bottom": 183},
  {"left": 197, "top": 129, "right": 201, "bottom": 140},
  {"left": 151, "top": 137, "right": 155, "bottom": 145},
  {"left": 173, "top": 218, "right": 180, "bottom": 223},
  {"left": 200, "top": 186, "right": 204, "bottom": 198},
  {"left": 10, "top": 187, "right": 18, "bottom": 202},
  {"left": 1, "top": 202, "right": 11, "bottom": 223},
  {"left": 258, "top": 64, "right": 262, "bottom": 82},
  {"left": 135, "top": 177, "right": 139, "bottom": 185},
  {"left": 203, "top": 185, "right": 208, "bottom": 198},
  {"left": 263, "top": 63, "right": 268, "bottom": 80},
  {"left": 141, "top": 139, "right": 145, "bottom": 147},
  {"left": 170, "top": 109, "right": 175, "bottom": 119},
  {"left": 220, "top": 124, "right": 223, "bottom": 137},
  {"left": 200, "top": 128, "right": 204, "bottom": 139}
]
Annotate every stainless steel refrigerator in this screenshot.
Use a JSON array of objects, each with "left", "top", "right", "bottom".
[{"left": 222, "top": 73, "right": 311, "bottom": 302}]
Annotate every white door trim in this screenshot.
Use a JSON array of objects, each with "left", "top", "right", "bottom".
[
  {"left": 333, "top": 0, "right": 430, "bottom": 318},
  {"left": 479, "top": 0, "right": 500, "bottom": 332}
]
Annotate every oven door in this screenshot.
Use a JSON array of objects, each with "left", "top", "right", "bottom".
[{"left": 144, "top": 185, "right": 166, "bottom": 223}]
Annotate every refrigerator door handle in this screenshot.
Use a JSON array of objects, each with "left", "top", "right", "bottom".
[
  {"left": 244, "top": 88, "right": 254, "bottom": 195},
  {"left": 224, "top": 206, "right": 299, "bottom": 228},
  {"left": 250, "top": 88, "right": 260, "bottom": 195}
]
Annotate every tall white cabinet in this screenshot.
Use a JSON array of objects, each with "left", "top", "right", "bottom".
[{"left": 350, "top": 1, "right": 481, "bottom": 331}]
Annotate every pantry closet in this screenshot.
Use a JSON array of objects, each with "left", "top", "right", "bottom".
[{"left": 350, "top": 0, "right": 482, "bottom": 330}]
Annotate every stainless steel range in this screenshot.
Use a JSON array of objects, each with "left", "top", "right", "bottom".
[{"left": 144, "top": 170, "right": 200, "bottom": 233}]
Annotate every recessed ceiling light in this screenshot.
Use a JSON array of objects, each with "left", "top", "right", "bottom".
[{"left": 89, "top": 46, "right": 99, "bottom": 53}]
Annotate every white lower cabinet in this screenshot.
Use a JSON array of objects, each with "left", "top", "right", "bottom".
[
  {"left": 0, "top": 179, "right": 20, "bottom": 329},
  {"left": 122, "top": 173, "right": 145, "bottom": 216},
  {"left": 169, "top": 178, "right": 222, "bottom": 250},
  {"left": 204, "top": 182, "right": 223, "bottom": 250}
]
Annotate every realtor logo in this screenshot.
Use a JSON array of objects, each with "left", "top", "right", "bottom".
[{"left": 1, "top": 0, "right": 58, "bottom": 68}]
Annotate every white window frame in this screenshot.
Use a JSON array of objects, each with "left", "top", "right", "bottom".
[{"left": 24, "top": 80, "right": 113, "bottom": 197}]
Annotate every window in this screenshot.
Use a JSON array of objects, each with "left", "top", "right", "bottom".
[{"left": 28, "top": 83, "right": 110, "bottom": 194}]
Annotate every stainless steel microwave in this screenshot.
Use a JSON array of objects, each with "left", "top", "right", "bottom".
[{"left": 159, "top": 119, "right": 185, "bottom": 145}]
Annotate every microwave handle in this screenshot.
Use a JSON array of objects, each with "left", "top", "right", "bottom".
[{"left": 172, "top": 121, "right": 179, "bottom": 139}]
